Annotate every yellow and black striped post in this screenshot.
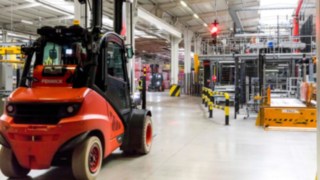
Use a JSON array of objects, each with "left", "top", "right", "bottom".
[
  {"left": 170, "top": 84, "right": 181, "bottom": 97},
  {"left": 208, "top": 101, "right": 213, "bottom": 118},
  {"left": 138, "top": 79, "right": 143, "bottom": 91},
  {"left": 201, "top": 87, "right": 230, "bottom": 125},
  {"left": 141, "top": 66, "right": 147, "bottom": 109},
  {"left": 224, "top": 93, "right": 230, "bottom": 125},
  {"left": 143, "top": 67, "right": 147, "bottom": 77},
  {"left": 202, "top": 93, "right": 205, "bottom": 104}
]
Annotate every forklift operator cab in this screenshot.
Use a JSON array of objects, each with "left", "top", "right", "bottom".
[
  {"left": 28, "top": 31, "right": 131, "bottom": 119},
  {"left": 98, "top": 35, "right": 131, "bottom": 117}
]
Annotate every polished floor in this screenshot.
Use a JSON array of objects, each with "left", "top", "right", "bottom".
[{"left": 0, "top": 92, "right": 316, "bottom": 180}]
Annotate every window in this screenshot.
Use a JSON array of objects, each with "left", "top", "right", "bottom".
[
  {"left": 106, "top": 42, "right": 125, "bottom": 80},
  {"left": 42, "top": 42, "right": 87, "bottom": 66},
  {"left": 43, "top": 42, "right": 61, "bottom": 65}
]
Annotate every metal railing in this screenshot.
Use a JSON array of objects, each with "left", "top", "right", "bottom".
[{"left": 201, "top": 35, "right": 316, "bottom": 55}]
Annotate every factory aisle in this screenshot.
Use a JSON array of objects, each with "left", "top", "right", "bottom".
[{"left": 0, "top": 92, "right": 316, "bottom": 180}]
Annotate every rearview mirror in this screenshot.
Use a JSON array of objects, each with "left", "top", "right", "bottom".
[
  {"left": 126, "top": 47, "right": 134, "bottom": 59},
  {"left": 49, "top": 49, "right": 57, "bottom": 60}
]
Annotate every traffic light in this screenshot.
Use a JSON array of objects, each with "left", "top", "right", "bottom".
[
  {"left": 210, "top": 20, "right": 219, "bottom": 45},
  {"left": 210, "top": 20, "right": 219, "bottom": 38},
  {"left": 312, "top": 56, "right": 317, "bottom": 64}
]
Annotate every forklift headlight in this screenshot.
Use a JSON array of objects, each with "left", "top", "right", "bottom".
[
  {"left": 62, "top": 103, "right": 81, "bottom": 117},
  {"left": 67, "top": 105, "right": 75, "bottom": 114},
  {"left": 6, "top": 104, "right": 15, "bottom": 114}
]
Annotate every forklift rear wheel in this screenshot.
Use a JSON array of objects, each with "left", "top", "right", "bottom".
[
  {"left": 0, "top": 147, "right": 30, "bottom": 178},
  {"left": 72, "top": 136, "right": 103, "bottom": 180}
]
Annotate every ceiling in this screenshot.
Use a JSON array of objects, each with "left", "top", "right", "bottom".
[
  {"left": 138, "top": 0, "right": 261, "bottom": 38},
  {"left": 0, "top": 0, "right": 312, "bottom": 61},
  {"left": 0, "top": 0, "right": 261, "bottom": 39}
]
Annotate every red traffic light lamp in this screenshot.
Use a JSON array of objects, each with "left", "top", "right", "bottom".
[
  {"left": 210, "top": 20, "right": 219, "bottom": 36},
  {"left": 210, "top": 20, "right": 219, "bottom": 45},
  {"left": 210, "top": 26, "right": 218, "bottom": 34}
]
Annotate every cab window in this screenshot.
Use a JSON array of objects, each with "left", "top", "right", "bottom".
[
  {"left": 106, "top": 42, "right": 125, "bottom": 80},
  {"left": 42, "top": 42, "right": 87, "bottom": 66},
  {"left": 43, "top": 42, "right": 61, "bottom": 65}
]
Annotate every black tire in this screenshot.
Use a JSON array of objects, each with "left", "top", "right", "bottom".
[
  {"left": 0, "top": 147, "right": 30, "bottom": 178},
  {"left": 139, "top": 116, "right": 153, "bottom": 154},
  {"left": 123, "top": 115, "right": 153, "bottom": 155},
  {"left": 72, "top": 136, "right": 103, "bottom": 180}
]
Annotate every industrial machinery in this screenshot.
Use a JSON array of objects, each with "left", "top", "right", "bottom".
[
  {"left": 0, "top": 45, "right": 25, "bottom": 96},
  {"left": 256, "top": 85, "right": 316, "bottom": 129},
  {"left": 0, "top": 0, "right": 153, "bottom": 179}
]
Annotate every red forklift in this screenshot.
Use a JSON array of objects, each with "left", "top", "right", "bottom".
[{"left": 0, "top": 0, "right": 153, "bottom": 179}]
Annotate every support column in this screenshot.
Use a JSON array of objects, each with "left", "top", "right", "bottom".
[
  {"left": 234, "top": 56, "right": 239, "bottom": 119},
  {"left": 316, "top": 0, "right": 320, "bottom": 177},
  {"left": 2, "top": 30, "right": 7, "bottom": 42},
  {"left": 0, "top": 29, "right": 12, "bottom": 92},
  {"left": 193, "top": 36, "right": 202, "bottom": 95},
  {"left": 183, "top": 29, "right": 193, "bottom": 94},
  {"left": 309, "top": 61, "right": 314, "bottom": 82},
  {"left": 170, "top": 36, "right": 181, "bottom": 85},
  {"left": 194, "top": 36, "right": 202, "bottom": 55},
  {"left": 74, "top": 0, "right": 90, "bottom": 27},
  {"left": 125, "top": 0, "right": 138, "bottom": 94}
]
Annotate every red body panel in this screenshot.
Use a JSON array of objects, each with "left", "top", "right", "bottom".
[
  {"left": 32, "top": 65, "right": 76, "bottom": 87},
  {"left": 0, "top": 87, "right": 125, "bottom": 169},
  {"left": 8, "top": 87, "right": 88, "bottom": 103}
]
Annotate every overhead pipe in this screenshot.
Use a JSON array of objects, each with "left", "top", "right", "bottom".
[{"left": 293, "top": 0, "right": 304, "bottom": 37}]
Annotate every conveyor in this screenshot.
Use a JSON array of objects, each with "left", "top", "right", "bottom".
[{"left": 213, "top": 85, "right": 235, "bottom": 104}]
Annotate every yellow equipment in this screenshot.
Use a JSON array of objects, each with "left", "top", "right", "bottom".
[
  {"left": 256, "top": 85, "right": 316, "bottom": 129},
  {"left": 0, "top": 46, "right": 24, "bottom": 65},
  {"left": 0, "top": 46, "right": 22, "bottom": 55}
]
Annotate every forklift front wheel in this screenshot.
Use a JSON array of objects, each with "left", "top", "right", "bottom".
[
  {"left": 140, "top": 116, "right": 153, "bottom": 154},
  {"left": 0, "top": 147, "right": 30, "bottom": 178},
  {"left": 72, "top": 136, "right": 103, "bottom": 180}
]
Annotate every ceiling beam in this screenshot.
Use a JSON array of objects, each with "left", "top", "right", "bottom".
[
  {"left": 200, "top": 31, "right": 230, "bottom": 38},
  {"left": 0, "top": 2, "right": 40, "bottom": 12},
  {"left": 189, "top": 17, "right": 259, "bottom": 32},
  {"left": 238, "top": 5, "right": 315, "bottom": 11},
  {"left": 158, "top": 0, "right": 259, "bottom": 11},
  {"left": 177, "top": 10, "right": 229, "bottom": 22},
  {"left": 137, "top": 7, "right": 182, "bottom": 38},
  {"left": 159, "top": 2, "right": 179, "bottom": 11},
  {"left": 229, "top": 7, "right": 243, "bottom": 32},
  {"left": 4, "top": 15, "right": 74, "bottom": 28},
  {"left": 23, "top": 0, "right": 73, "bottom": 15}
]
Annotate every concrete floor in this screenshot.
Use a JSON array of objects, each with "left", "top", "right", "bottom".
[{"left": 0, "top": 92, "right": 316, "bottom": 180}]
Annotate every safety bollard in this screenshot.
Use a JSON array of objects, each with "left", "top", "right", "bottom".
[
  {"left": 224, "top": 93, "right": 230, "bottom": 125},
  {"left": 202, "top": 94, "right": 205, "bottom": 104},
  {"left": 205, "top": 96, "right": 208, "bottom": 107},
  {"left": 209, "top": 102, "right": 213, "bottom": 118}
]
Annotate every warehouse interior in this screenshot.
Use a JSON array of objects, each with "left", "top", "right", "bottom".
[{"left": 0, "top": 0, "right": 318, "bottom": 179}]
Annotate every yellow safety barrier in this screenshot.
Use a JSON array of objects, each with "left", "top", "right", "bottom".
[
  {"left": 170, "top": 84, "right": 180, "bottom": 97},
  {"left": 202, "top": 87, "right": 230, "bottom": 125}
]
